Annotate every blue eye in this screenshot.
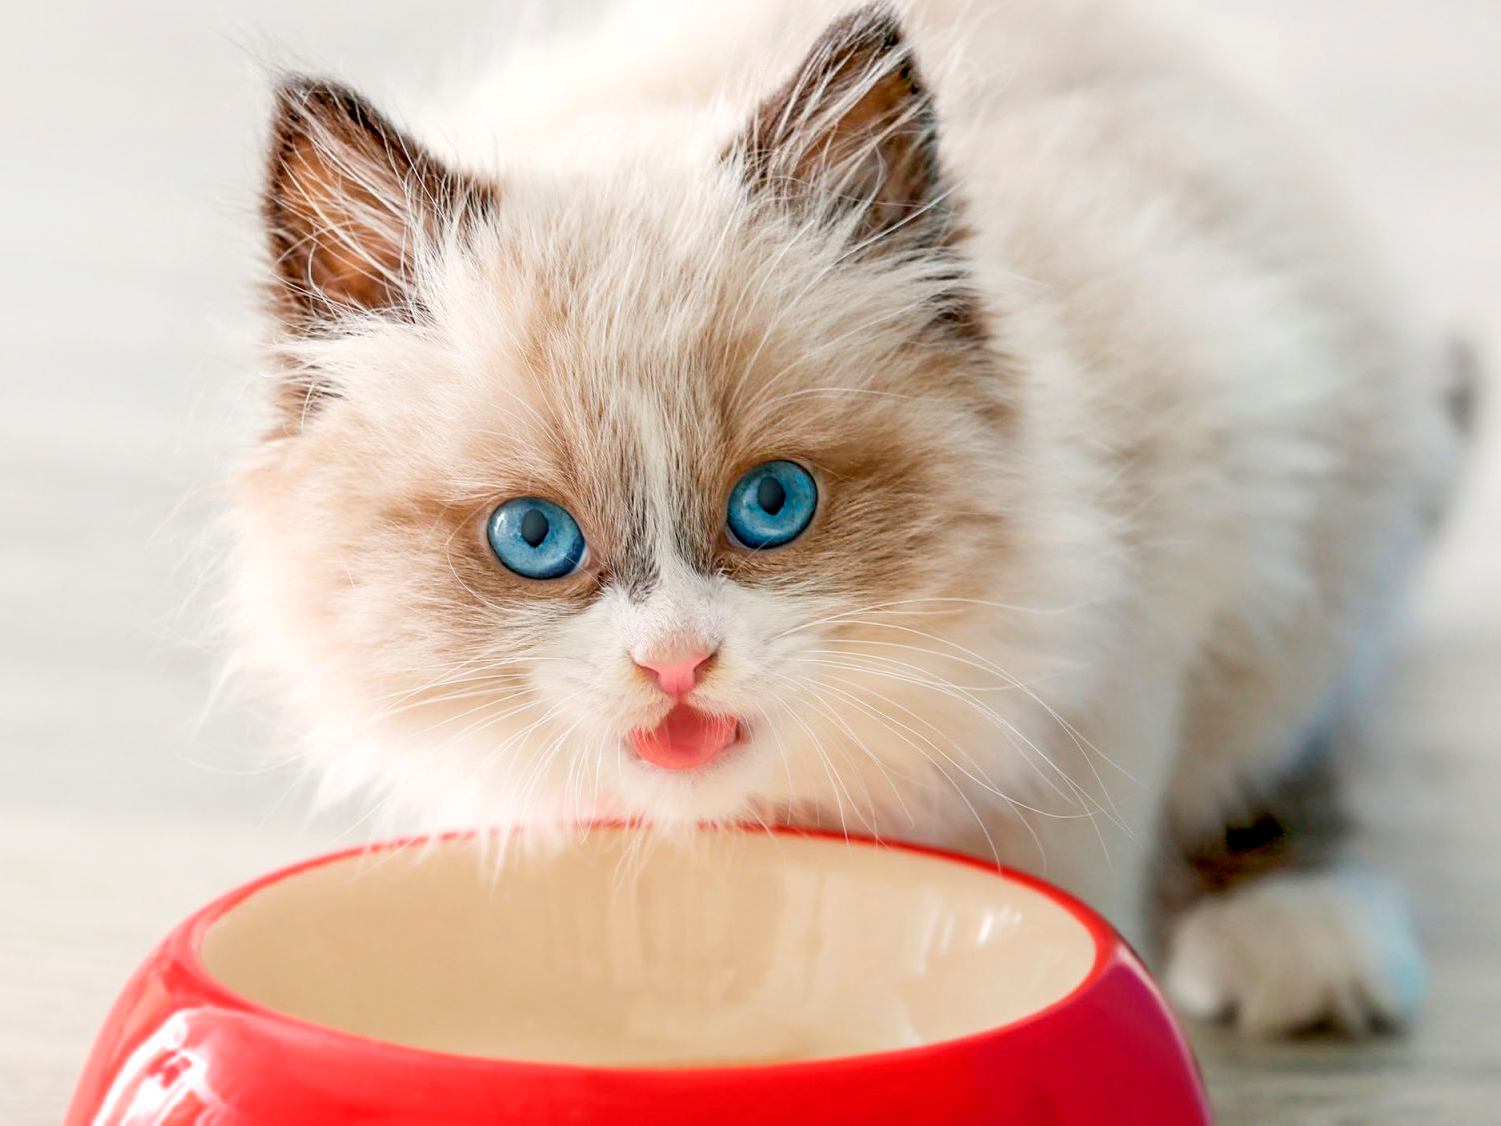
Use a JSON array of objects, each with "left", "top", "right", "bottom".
[
  {"left": 727, "top": 460, "right": 817, "bottom": 549},
  {"left": 486, "top": 497, "right": 587, "bottom": 579}
]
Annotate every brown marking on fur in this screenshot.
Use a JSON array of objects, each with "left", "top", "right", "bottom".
[
  {"left": 1160, "top": 733, "right": 1349, "bottom": 926},
  {"left": 714, "top": 391, "right": 1012, "bottom": 601},
  {"left": 411, "top": 251, "right": 1004, "bottom": 617}
]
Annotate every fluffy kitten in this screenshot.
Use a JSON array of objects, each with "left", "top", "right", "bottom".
[{"left": 233, "top": 0, "right": 1464, "bottom": 1036}]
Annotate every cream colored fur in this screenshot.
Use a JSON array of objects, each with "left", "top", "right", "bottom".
[{"left": 234, "top": 0, "right": 1461, "bottom": 1036}]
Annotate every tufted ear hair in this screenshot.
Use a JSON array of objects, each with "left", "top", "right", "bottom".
[
  {"left": 262, "top": 77, "right": 491, "bottom": 327},
  {"left": 730, "top": 4, "right": 956, "bottom": 258}
]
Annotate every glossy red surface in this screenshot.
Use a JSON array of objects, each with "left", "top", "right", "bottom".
[{"left": 67, "top": 831, "right": 1212, "bottom": 1125}]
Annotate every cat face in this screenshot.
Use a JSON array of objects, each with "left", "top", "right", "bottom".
[{"left": 236, "top": 9, "right": 1049, "bottom": 840}]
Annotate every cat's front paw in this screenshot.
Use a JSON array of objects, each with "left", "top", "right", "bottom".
[{"left": 1163, "top": 870, "right": 1426, "bottom": 1037}]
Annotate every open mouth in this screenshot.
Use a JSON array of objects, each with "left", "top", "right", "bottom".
[{"left": 629, "top": 704, "right": 743, "bottom": 771}]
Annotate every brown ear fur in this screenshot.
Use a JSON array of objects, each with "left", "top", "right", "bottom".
[{"left": 263, "top": 78, "right": 487, "bottom": 324}]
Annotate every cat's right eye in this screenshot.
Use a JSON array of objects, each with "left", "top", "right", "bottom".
[{"left": 486, "top": 498, "right": 587, "bottom": 580}]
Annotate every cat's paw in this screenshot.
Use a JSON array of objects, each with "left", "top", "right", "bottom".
[{"left": 1162, "top": 870, "right": 1426, "bottom": 1037}]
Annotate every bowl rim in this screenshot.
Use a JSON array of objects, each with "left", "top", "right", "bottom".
[{"left": 175, "top": 825, "right": 1116, "bottom": 1078}]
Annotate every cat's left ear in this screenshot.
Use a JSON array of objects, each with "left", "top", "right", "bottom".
[
  {"left": 263, "top": 77, "right": 490, "bottom": 327},
  {"left": 730, "top": 4, "right": 956, "bottom": 258}
]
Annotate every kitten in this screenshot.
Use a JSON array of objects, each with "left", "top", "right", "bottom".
[{"left": 233, "top": 0, "right": 1465, "bottom": 1036}]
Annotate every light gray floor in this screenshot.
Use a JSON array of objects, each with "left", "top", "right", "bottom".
[{"left": 2, "top": 3, "right": 1497, "bottom": 1123}]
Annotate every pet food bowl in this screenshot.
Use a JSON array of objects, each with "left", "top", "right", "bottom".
[{"left": 68, "top": 828, "right": 1210, "bottom": 1124}]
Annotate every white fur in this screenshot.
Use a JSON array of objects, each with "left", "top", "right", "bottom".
[
  {"left": 233, "top": 0, "right": 1461, "bottom": 1036},
  {"left": 1165, "top": 870, "right": 1428, "bottom": 1036}
]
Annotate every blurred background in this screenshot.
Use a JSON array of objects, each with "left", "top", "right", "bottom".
[{"left": 2, "top": 2, "right": 1497, "bottom": 1122}]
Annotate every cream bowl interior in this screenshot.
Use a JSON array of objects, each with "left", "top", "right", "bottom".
[{"left": 200, "top": 830, "right": 1097, "bottom": 1068}]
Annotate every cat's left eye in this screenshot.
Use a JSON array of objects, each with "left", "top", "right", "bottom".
[
  {"left": 486, "top": 497, "right": 587, "bottom": 580},
  {"left": 727, "top": 460, "right": 818, "bottom": 549}
]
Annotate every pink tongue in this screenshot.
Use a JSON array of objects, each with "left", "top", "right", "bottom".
[{"left": 631, "top": 705, "right": 738, "bottom": 771}]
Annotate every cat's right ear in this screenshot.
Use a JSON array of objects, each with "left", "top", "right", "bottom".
[{"left": 263, "top": 78, "right": 490, "bottom": 328}]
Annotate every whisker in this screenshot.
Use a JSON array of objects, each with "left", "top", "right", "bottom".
[
  {"left": 816, "top": 620, "right": 1141, "bottom": 787},
  {"left": 768, "top": 674, "right": 916, "bottom": 831},
  {"left": 766, "top": 695, "right": 861, "bottom": 839},
  {"left": 791, "top": 653, "right": 1127, "bottom": 847}
]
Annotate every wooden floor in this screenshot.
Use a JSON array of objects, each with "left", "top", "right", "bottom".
[{"left": 2, "top": 2, "right": 1497, "bottom": 1122}]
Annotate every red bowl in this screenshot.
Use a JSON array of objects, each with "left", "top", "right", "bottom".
[{"left": 68, "top": 828, "right": 1210, "bottom": 1125}]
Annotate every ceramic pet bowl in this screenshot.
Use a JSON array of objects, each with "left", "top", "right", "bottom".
[{"left": 68, "top": 828, "right": 1210, "bottom": 1124}]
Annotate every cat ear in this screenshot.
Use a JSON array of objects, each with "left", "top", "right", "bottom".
[
  {"left": 263, "top": 78, "right": 488, "bottom": 325},
  {"left": 732, "top": 4, "right": 954, "bottom": 256}
]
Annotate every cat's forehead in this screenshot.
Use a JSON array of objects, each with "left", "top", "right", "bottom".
[
  {"left": 451, "top": 246, "right": 799, "bottom": 571},
  {"left": 449, "top": 184, "right": 910, "bottom": 468}
]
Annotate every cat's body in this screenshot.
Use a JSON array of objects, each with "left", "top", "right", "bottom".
[{"left": 235, "top": 0, "right": 1462, "bottom": 1036}]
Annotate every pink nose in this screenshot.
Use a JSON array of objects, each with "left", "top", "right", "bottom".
[{"left": 634, "top": 650, "right": 714, "bottom": 697}]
